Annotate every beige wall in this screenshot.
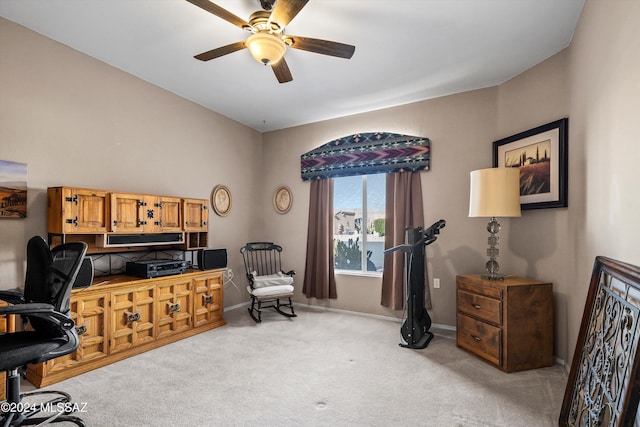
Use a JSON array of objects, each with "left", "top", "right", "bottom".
[
  {"left": 0, "top": 17, "right": 261, "bottom": 309},
  {"left": 1, "top": 0, "right": 639, "bottom": 366},
  {"left": 564, "top": 0, "right": 640, "bottom": 363},
  {"left": 262, "top": 88, "right": 499, "bottom": 323}
]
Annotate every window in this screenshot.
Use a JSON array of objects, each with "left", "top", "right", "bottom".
[{"left": 333, "top": 174, "right": 386, "bottom": 273}]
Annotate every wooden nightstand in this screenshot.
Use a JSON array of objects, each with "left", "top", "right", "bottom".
[
  {"left": 456, "top": 275, "right": 554, "bottom": 372},
  {"left": 0, "top": 300, "right": 16, "bottom": 400}
]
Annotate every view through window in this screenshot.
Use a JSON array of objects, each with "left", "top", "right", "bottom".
[{"left": 333, "top": 174, "right": 386, "bottom": 273}]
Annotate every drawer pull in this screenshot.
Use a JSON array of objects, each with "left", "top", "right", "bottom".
[
  {"left": 76, "top": 325, "right": 87, "bottom": 335},
  {"left": 126, "top": 311, "right": 141, "bottom": 322},
  {"left": 471, "top": 304, "right": 482, "bottom": 309},
  {"left": 168, "top": 302, "right": 181, "bottom": 313},
  {"left": 203, "top": 295, "right": 213, "bottom": 305},
  {"left": 471, "top": 334, "right": 482, "bottom": 342}
]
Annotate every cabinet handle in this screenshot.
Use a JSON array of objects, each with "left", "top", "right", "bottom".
[
  {"left": 76, "top": 325, "right": 87, "bottom": 335},
  {"left": 471, "top": 304, "right": 481, "bottom": 309},
  {"left": 126, "top": 311, "right": 141, "bottom": 323},
  {"left": 471, "top": 334, "right": 482, "bottom": 342},
  {"left": 203, "top": 295, "right": 213, "bottom": 305},
  {"left": 168, "top": 302, "right": 181, "bottom": 313}
]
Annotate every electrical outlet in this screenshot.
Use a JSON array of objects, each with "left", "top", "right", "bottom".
[{"left": 433, "top": 278, "right": 441, "bottom": 289}]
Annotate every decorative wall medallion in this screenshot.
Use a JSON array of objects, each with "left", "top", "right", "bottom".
[
  {"left": 211, "top": 185, "right": 232, "bottom": 217},
  {"left": 273, "top": 186, "right": 292, "bottom": 214}
]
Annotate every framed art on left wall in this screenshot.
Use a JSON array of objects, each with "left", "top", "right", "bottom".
[{"left": 0, "top": 160, "right": 27, "bottom": 218}]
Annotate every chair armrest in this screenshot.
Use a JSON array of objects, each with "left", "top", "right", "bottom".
[
  {"left": 0, "top": 302, "right": 55, "bottom": 316},
  {"left": 0, "top": 289, "right": 25, "bottom": 305},
  {"left": 0, "top": 303, "right": 75, "bottom": 331}
]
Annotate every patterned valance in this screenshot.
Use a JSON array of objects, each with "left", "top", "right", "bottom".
[{"left": 300, "top": 132, "right": 430, "bottom": 181}]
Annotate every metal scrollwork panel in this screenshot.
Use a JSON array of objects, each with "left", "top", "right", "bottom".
[{"left": 560, "top": 257, "right": 640, "bottom": 427}]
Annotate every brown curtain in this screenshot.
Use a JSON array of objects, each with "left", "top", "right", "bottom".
[
  {"left": 381, "top": 172, "right": 431, "bottom": 310},
  {"left": 303, "top": 178, "right": 337, "bottom": 299}
]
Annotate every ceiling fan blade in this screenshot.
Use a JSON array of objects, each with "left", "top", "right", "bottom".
[
  {"left": 287, "top": 36, "right": 355, "bottom": 59},
  {"left": 194, "top": 41, "right": 246, "bottom": 61},
  {"left": 271, "top": 58, "right": 293, "bottom": 83},
  {"left": 269, "top": 0, "right": 309, "bottom": 28},
  {"left": 186, "top": 0, "right": 250, "bottom": 29}
]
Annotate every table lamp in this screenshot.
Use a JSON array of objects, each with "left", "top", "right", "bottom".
[{"left": 468, "top": 167, "right": 521, "bottom": 280}]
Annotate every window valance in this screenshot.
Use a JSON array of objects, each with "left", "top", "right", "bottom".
[{"left": 300, "top": 132, "right": 430, "bottom": 181}]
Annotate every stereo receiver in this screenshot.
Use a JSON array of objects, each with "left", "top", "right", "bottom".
[{"left": 126, "top": 259, "right": 187, "bottom": 279}]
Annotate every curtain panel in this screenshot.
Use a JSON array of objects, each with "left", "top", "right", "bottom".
[
  {"left": 301, "top": 132, "right": 430, "bottom": 181},
  {"left": 303, "top": 178, "right": 337, "bottom": 299},
  {"left": 381, "top": 172, "right": 431, "bottom": 310}
]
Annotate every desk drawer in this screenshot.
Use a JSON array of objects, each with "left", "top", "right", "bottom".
[
  {"left": 457, "top": 290, "right": 502, "bottom": 325},
  {"left": 457, "top": 313, "right": 501, "bottom": 366}
]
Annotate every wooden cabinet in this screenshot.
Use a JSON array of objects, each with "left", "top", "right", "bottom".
[
  {"left": 26, "top": 270, "right": 225, "bottom": 388},
  {"left": 183, "top": 198, "right": 208, "bottom": 231},
  {"left": 48, "top": 187, "right": 109, "bottom": 234},
  {"left": 156, "top": 276, "right": 193, "bottom": 339},
  {"left": 47, "top": 186, "right": 208, "bottom": 252},
  {"left": 110, "top": 193, "right": 184, "bottom": 234},
  {"left": 193, "top": 272, "right": 223, "bottom": 328},
  {"left": 110, "top": 284, "right": 156, "bottom": 353},
  {"left": 151, "top": 196, "right": 183, "bottom": 233},
  {"left": 109, "top": 192, "right": 148, "bottom": 233},
  {"left": 28, "top": 289, "right": 109, "bottom": 384},
  {"left": 456, "top": 275, "right": 554, "bottom": 372}
]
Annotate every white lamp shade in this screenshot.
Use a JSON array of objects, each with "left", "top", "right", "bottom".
[
  {"left": 246, "top": 32, "right": 286, "bottom": 65},
  {"left": 469, "top": 168, "right": 522, "bottom": 218}
]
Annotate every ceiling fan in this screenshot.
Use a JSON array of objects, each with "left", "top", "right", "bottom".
[{"left": 186, "top": 0, "right": 355, "bottom": 83}]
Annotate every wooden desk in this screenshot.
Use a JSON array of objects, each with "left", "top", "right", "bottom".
[
  {"left": 456, "top": 275, "right": 554, "bottom": 372},
  {"left": 0, "top": 300, "right": 16, "bottom": 400}
]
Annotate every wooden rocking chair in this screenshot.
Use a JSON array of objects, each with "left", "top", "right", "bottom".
[{"left": 240, "top": 242, "right": 297, "bottom": 323}]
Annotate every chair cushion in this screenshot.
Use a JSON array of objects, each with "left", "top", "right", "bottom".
[
  {"left": 247, "top": 284, "right": 294, "bottom": 297},
  {"left": 251, "top": 272, "right": 294, "bottom": 288}
]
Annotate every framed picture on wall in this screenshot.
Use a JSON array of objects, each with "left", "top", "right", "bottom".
[
  {"left": 211, "top": 185, "right": 232, "bottom": 217},
  {"left": 0, "top": 160, "right": 27, "bottom": 218},
  {"left": 493, "top": 118, "right": 568, "bottom": 210},
  {"left": 273, "top": 186, "right": 292, "bottom": 214}
]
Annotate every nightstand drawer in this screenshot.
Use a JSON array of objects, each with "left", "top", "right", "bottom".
[
  {"left": 457, "top": 313, "right": 501, "bottom": 366},
  {"left": 457, "top": 290, "right": 502, "bottom": 325}
]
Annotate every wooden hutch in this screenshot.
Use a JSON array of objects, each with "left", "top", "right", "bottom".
[{"left": 25, "top": 187, "right": 225, "bottom": 387}]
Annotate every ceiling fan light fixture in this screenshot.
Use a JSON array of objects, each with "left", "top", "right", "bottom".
[{"left": 246, "top": 32, "right": 286, "bottom": 65}]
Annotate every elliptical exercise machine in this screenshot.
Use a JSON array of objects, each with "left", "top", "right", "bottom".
[{"left": 384, "top": 220, "right": 446, "bottom": 349}]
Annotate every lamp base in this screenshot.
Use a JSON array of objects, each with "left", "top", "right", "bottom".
[
  {"left": 483, "top": 217, "right": 504, "bottom": 280},
  {"left": 481, "top": 273, "right": 505, "bottom": 281}
]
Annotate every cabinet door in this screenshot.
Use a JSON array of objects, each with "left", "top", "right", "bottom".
[
  {"left": 193, "top": 272, "right": 223, "bottom": 327},
  {"left": 146, "top": 195, "right": 182, "bottom": 233},
  {"left": 156, "top": 277, "right": 193, "bottom": 339},
  {"left": 35, "top": 291, "right": 109, "bottom": 377},
  {"left": 110, "top": 285, "right": 155, "bottom": 353},
  {"left": 110, "top": 192, "right": 146, "bottom": 233},
  {"left": 48, "top": 187, "right": 109, "bottom": 234},
  {"left": 183, "top": 198, "right": 209, "bottom": 231}
]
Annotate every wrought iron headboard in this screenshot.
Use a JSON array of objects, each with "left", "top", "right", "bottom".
[{"left": 560, "top": 256, "right": 640, "bottom": 426}]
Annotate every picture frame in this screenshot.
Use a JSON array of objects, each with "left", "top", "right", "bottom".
[
  {"left": 273, "top": 186, "right": 292, "bottom": 214},
  {"left": 493, "top": 118, "right": 568, "bottom": 210},
  {"left": 0, "top": 160, "right": 27, "bottom": 218},
  {"left": 211, "top": 185, "right": 231, "bottom": 217},
  {"left": 559, "top": 256, "right": 640, "bottom": 426}
]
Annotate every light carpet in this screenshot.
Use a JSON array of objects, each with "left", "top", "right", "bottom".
[{"left": 34, "top": 306, "right": 568, "bottom": 426}]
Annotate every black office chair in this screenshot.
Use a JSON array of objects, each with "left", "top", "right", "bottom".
[
  {"left": 0, "top": 236, "right": 88, "bottom": 426},
  {"left": 240, "top": 242, "right": 297, "bottom": 323}
]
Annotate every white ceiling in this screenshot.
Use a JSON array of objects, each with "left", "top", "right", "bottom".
[{"left": 0, "top": 0, "right": 584, "bottom": 132}]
